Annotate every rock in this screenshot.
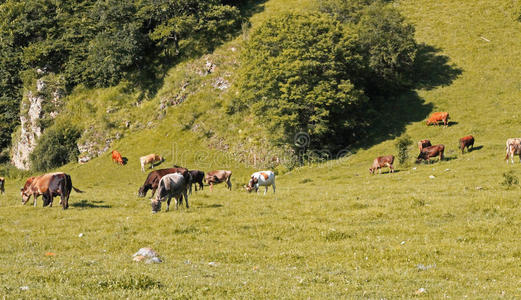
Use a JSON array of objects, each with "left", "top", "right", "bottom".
[
  {"left": 208, "top": 261, "right": 218, "bottom": 267},
  {"left": 417, "top": 264, "right": 435, "bottom": 271},
  {"left": 400, "top": 241, "right": 406, "bottom": 245},
  {"left": 429, "top": 175, "right": 435, "bottom": 179},
  {"left": 415, "top": 287, "right": 426, "bottom": 295},
  {"left": 476, "top": 186, "right": 483, "bottom": 190},
  {"left": 412, "top": 167, "right": 417, "bottom": 170},
  {"left": 133, "top": 247, "right": 162, "bottom": 264},
  {"left": 78, "top": 233, "right": 84, "bottom": 238},
  {"left": 212, "top": 77, "right": 230, "bottom": 90},
  {"left": 444, "top": 168, "right": 450, "bottom": 171},
  {"left": 20, "top": 286, "right": 29, "bottom": 291}
]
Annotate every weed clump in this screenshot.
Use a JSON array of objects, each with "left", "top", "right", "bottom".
[{"left": 502, "top": 171, "right": 519, "bottom": 188}]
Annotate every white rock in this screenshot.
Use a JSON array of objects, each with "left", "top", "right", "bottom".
[
  {"left": 208, "top": 261, "right": 218, "bottom": 267},
  {"left": 20, "top": 286, "right": 29, "bottom": 291},
  {"left": 400, "top": 241, "right": 406, "bottom": 245},
  {"left": 415, "top": 287, "right": 426, "bottom": 295},
  {"left": 412, "top": 167, "right": 417, "bottom": 170},
  {"left": 78, "top": 233, "right": 84, "bottom": 238},
  {"left": 429, "top": 175, "right": 435, "bottom": 179}
]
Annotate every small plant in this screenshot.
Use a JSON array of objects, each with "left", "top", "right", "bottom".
[
  {"left": 502, "top": 171, "right": 519, "bottom": 188},
  {"left": 395, "top": 134, "right": 413, "bottom": 165}
]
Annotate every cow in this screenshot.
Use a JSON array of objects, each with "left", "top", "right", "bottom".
[
  {"left": 426, "top": 112, "right": 449, "bottom": 126},
  {"left": 111, "top": 150, "right": 124, "bottom": 165},
  {"left": 140, "top": 154, "right": 164, "bottom": 172},
  {"left": 505, "top": 143, "right": 521, "bottom": 164},
  {"left": 204, "top": 170, "right": 232, "bottom": 191},
  {"left": 418, "top": 139, "right": 432, "bottom": 152},
  {"left": 369, "top": 155, "right": 395, "bottom": 174},
  {"left": 138, "top": 167, "right": 191, "bottom": 198},
  {"left": 20, "top": 172, "right": 83, "bottom": 209},
  {"left": 245, "top": 171, "right": 276, "bottom": 194},
  {"left": 0, "top": 177, "right": 4, "bottom": 194},
  {"left": 506, "top": 138, "right": 521, "bottom": 163},
  {"left": 459, "top": 135, "right": 474, "bottom": 154},
  {"left": 151, "top": 173, "right": 189, "bottom": 212},
  {"left": 417, "top": 144, "right": 445, "bottom": 163},
  {"left": 189, "top": 170, "right": 205, "bottom": 193}
]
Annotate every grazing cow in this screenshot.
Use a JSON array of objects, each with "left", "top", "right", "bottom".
[
  {"left": 140, "top": 154, "right": 164, "bottom": 172},
  {"left": 151, "top": 173, "right": 189, "bottom": 212},
  {"left": 505, "top": 143, "right": 521, "bottom": 164},
  {"left": 418, "top": 139, "right": 432, "bottom": 152},
  {"left": 459, "top": 135, "right": 475, "bottom": 154},
  {"left": 111, "top": 150, "right": 124, "bottom": 165},
  {"left": 204, "top": 170, "right": 232, "bottom": 191},
  {"left": 20, "top": 172, "right": 83, "bottom": 209},
  {"left": 417, "top": 144, "right": 445, "bottom": 163},
  {"left": 369, "top": 155, "right": 395, "bottom": 174},
  {"left": 245, "top": 171, "right": 276, "bottom": 194},
  {"left": 505, "top": 138, "right": 521, "bottom": 163},
  {"left": 0, "top": 177, "right": 4, "bottom": 194},
  {"left": 189, "top": 170, "right": 205, "bottom": 193},
  {"left": 138, "top": 167, "right": 190, "bottom": 198},
  {"left": 426, "top": 112, "right": 449, "bottom": 126}
]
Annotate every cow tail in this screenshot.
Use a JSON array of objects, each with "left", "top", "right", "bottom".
[{"left": 72, "top": 186, "right": 84, "bottom": 193}]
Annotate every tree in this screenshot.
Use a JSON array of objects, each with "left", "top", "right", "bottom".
[
  {"left": 30, "top": 124, "right": 81, "bottom": 171},
  {"left": 234, "top": 13, "right": 369, "bottom": 150}
]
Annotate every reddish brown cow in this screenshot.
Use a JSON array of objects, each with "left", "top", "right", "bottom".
[
  {"left": 417, "top": 144, "right": 445, "bottom": 163},
  {"left": 112, "top": 150, "right": 124, "bottom": 165},
  {"left": 138, "top": 167, "right": 190, "bottom": 198},
  {"left": 418, "top": 139, "right": 432, "bottom": 152},
  {"left": 426, "top": 112, "right": 449, "bottom": 126},
  {"left": 21, "top": 172, "right": 83, "bottom": 209},
  {"left": 369, "top": 155, "right": 395, "bottom": 174},
  {"left": 0, "top": 177, "right": 4, "bottom": 194},
  {"left": 459, "top": 135, "right": 474, "bottom": 154},
  {"left": 205, "top": 170, "right": 232, "bottom": 191}
]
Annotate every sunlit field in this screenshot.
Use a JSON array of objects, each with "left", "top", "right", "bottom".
[{"left": 1, "top": 0, "right": 521, "bottom": 298}]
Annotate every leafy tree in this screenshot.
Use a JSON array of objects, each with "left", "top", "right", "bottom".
[{"left": 234, "top": 12, "right": 369, "bottom": 150}]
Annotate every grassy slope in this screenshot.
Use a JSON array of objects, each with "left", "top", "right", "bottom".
[{"left": 1, "top": 0, "right": 521, "bottom": 298}]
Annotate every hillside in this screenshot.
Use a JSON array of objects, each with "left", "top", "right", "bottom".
[{"left": 1, "top": 0, "right": 521, "bottom": 298}]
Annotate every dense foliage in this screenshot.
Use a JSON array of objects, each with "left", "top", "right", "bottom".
[
  {"left": 234, "top": 1, "right": 418, "bottom": 151},
  {"left": 0, "top": 0, "right": 244, "bottom": 158},
  {"left": 29, "top": 123, "right": 81, "bottom": 171}
]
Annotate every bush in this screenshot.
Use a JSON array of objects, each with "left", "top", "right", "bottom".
[
  {"left": 30, "top": 124, "right": 81, "bottom": 171},
  {"left": 395, "top": 134, "right": 412, "bottom": 165}
]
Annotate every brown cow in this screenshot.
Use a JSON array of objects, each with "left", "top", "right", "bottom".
[
  {"left": 417, "top": 144, "right": 445, "bottom": 163},
  {"left": 138, "top": 167, "right": 191, "bottom": 198},
  {"left": 426, "top": 112, "right": 449, "bottom": 126},
  {"left": 21, "top": 172, "right": 83, "bottom": 209},
  {"left": 418, "top": 139, "right": 432, "bottom": 152},
  {"left": 204, "top": 170, "right": 232, "bottom": 191},
  {"left": 0, "top": 177, "right": 4, "bottom": 194},
  {"left": 459, "top": 135, "right": 474, "bottom": 154},
  {"left": 140, "top": 154, "right": 164, "bottom": 172},
  {"left": 369, "top": 155, "right": 395, "bottom": 174},
  {"left": 112, "top": 150, "right": 124, "bottom": 165}
]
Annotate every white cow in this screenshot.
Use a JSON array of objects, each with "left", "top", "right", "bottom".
[
  {"left": 506, "top": 138, "right": 521, "bottom": 164},
  {"left": 151, "top": 173, "right": 188, "bottom": 212},
  {"left": 245, "top": 171, "right": 276, "bottom": 195}
]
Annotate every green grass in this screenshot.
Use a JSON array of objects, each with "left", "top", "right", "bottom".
[{"left": 2, "top": 0, "right": 521, "bottom": 298}]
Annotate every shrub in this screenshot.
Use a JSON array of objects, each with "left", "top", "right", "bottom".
[
  {"left": 30, "top": 124, "right": 81, "bottom": 171},
  {"left": 395, "top": 134, "right": 413, "bottom": 165}
]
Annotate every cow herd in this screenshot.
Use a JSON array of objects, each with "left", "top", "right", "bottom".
[{"left": 8, "top": 111, "right": 521, "bottom": 210}]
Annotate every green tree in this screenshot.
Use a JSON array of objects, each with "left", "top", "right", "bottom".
[
  {"left": 234, "top": 12, "right": 369, "bottom": 150},
  {"left": 29, "top": 124, "right": 81, "bottom": 171}
]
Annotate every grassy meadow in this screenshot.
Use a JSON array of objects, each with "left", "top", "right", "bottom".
[{"left": 2, "top": 0, "right": 521, "bottom": 298}]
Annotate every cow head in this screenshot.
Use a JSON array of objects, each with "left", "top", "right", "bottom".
[
  {"left": 151, "top": 198, "right": 162, "bottom": 213},
  {"left": 369, "top": 168, "right": 375, "bottom": 175},
  {"left": 20, "top": 188, "right": 31, "bottom": 204},
  {"left": 245, "top": 176, "right": 258, "bottom": 192},
  {"left": 138, "top": 185, "right": 146, "bottom": 197}
]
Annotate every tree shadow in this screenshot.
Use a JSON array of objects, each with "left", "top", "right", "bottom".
[
  {"left": 336, "top": 43, "right": 463, "bottom": 156},
  {"left": 71, "top": 200, "right": 112, "bottom": 209},
  {"left": 412, "top": 43, "right": 463, "bottom": 90}
]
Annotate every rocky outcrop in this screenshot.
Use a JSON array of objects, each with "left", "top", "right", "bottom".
[{"left": 11, "top": 75, "right": 64, "bottom": 169}]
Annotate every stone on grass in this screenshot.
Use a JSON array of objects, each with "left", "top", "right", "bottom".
[{"left": 133, "top": 247, "right": 162, "bottom": 264}]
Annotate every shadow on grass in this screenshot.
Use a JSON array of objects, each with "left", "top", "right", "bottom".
[
  {"left": 122, "top": 157, "right": 128, "bottom": 165},
  {"left": 469, "top": 145, "right": 484, "bottom": 152},
  {"left": 71, "top": 200, "right": 112, "bottom": 209},
  {"left": 197, "top": 203, "right": 224, "bottom": 209}
]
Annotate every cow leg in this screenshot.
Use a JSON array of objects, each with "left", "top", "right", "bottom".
[
  {"left": 210, "top": 183, "right": 213, "bottom": 192},
  {"left": 272, "top": 182, "right": 276, "bottom": 194},
  {"left": 166, "top": 196, "right": 171, "bottom": 212},
  {"left": 264, "top": 186, "right": 268, "bottom": 195},
  {"left": 227, "top": 178, "right": 232, "bottom": 191},
  {"left": 184, "top": 190, "right": 189, "bottom": 208},
  {"left": 33, "top": 193, "right": 38, "bottom": 207}
]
